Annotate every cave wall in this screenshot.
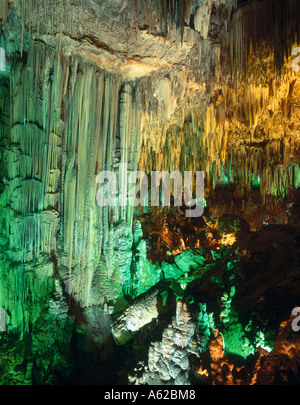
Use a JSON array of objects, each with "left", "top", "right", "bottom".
[{"left": 0, "top": 0, "right": 299, "bottom": 385}]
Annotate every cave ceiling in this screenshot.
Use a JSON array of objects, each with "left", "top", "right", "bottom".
[{"left": 0, "top": 0, "right": 299, "bottom": 387}]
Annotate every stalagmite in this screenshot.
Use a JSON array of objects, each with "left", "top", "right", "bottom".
[
  {"left": 111, "top": 281, "right": 176, "bottom": 346},
  {"left": 130, "top": 299, "right": 199, "bottom": 385},
  {"left": 0, "top": 0, "right": 299, "bottom": 386}
]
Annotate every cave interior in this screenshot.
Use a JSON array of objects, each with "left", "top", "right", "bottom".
[{"left": 0, "top": 0, "right": 299, "bottom": 386}]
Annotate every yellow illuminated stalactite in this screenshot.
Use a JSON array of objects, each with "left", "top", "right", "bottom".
[
  {"left": 1, "top": 0, "right": 300, "bottom": 314},
  {"left": 0, "top": 0, "right": 8, "bottom": 21},
  {"left": 139, "top": 43, "right": 300, "bottom": 200}
]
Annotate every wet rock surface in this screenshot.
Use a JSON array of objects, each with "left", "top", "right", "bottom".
[{"left": 0, "top": 0, "right": 299, "bottom": 385}]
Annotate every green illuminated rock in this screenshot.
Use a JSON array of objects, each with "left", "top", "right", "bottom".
[{"left": 0, "top": 0, "right": 299, "bottom": 387}]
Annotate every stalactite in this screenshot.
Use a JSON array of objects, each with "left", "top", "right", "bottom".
[
  {"left": 1, "top": 29, "right": 155, "bottom": 312},
  {"left": 138, "top": 0, "right": 194, "bottom": 40},
  {"left": 230, "top": 0, "right": 300, "bottom": 75},
  {"left": 139, "top": 43, "right": 300, "bottom": 201},
  {"left": 0, "top": 0, "right": 8, "bottom": 21},
  {"left": 0, "top": 0, "right": 299, "bottom": 321}
]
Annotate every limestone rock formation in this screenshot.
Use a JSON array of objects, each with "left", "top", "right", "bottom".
[
  {"left": 129, "top": 300, "right": 198, "bottom": 385},
  {"left": 0, "top": 0, "right": 299, "bottom": 386}
]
